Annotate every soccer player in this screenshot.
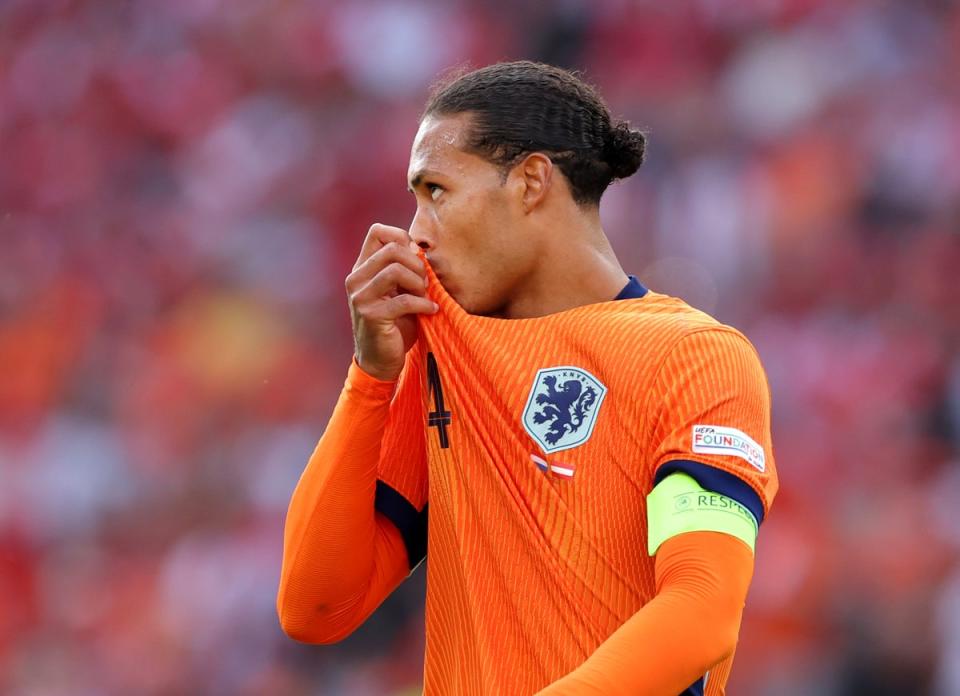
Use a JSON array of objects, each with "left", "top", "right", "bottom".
[{"left": 278, "top": 61, "right": 778, "bottom": 695}]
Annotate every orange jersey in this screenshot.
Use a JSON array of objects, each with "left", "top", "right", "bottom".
[{"left": 375, "top": 258, "right": 778, "bottom": 695}]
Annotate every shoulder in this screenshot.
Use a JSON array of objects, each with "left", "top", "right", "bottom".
[
  {"left": 608, "top": 291, "right": 756, "bottom": 355},
  {"left": 612, "top": 291, "right": 716, "bottom": 327},
  {"left": 607, "top": 294, "right": 768, "bottom": 400}
]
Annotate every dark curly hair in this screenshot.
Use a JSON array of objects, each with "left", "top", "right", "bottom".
[{"left": 423, "top": 61, "right": 646, "bottom": 206}]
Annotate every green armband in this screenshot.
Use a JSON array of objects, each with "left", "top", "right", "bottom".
[{"left": 647, "top": 472, "right": 758, "bottom": 556}]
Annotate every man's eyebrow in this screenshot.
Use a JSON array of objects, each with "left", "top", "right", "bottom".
[{"left": 407, "top": 169, "right": 441, "bottom": 192}]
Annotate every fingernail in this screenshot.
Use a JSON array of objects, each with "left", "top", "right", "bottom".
[
  {"left": 433, "top": 302, "right": 439, "bottom": 312},
  {"left": 409, "top": 241, "right": 418, "bottom": 254}
]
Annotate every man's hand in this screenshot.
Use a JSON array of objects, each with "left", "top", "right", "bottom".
[{"left": 346, "top": 223, "right": 437, "bottom": 381}]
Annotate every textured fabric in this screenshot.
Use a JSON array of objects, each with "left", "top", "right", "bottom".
[
  {"left": 375, "top": 341, "right": 429, "bottom": 516},
  {"left": 534, "top": 531, "right": 755, "bottom": 696},
  {"left": 374, "top": 254, "right": 778, "bottom": 694},
  {"left": 613, "top": 274, "right": 648, "bottom": 300},
  {"left": 374, "top": 480, "right": 428, "bottom": 570},
  {"left": 277, "top": 357, "right": 414, "bottom": 643}
]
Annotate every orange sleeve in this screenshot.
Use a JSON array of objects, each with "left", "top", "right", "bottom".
[
  {"left": 277, "top": 356, "right": 415, "bottom": 644},
  {"left": 536, "top": 531, "right": 754, "bottom": 696},
  {"left": 650, "top": 328, "right": 778, "bottom": 525},
  {"left": 374, "top": 340, "right": 429, "bottom": 552}
]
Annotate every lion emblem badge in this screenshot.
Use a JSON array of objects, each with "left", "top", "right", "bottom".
[{"left": 522, "top": 366, "right": 607, "bottom": 454}]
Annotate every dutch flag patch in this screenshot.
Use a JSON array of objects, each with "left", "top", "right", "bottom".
[{"left": 531, "top": 453, "right": 576, "bottom": 479}]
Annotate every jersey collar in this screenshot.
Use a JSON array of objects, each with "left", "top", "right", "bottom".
[{"left": 613, "top": 274, "right": 648, "bottom": 300}]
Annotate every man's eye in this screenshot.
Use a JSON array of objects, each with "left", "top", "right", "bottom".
[{"left": 427, "top": 184, "right": 443, "bottom": 201}]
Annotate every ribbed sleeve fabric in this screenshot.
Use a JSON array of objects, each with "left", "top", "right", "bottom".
[{"left": 277, "top": 357, "right": 411, "bottom": 643}]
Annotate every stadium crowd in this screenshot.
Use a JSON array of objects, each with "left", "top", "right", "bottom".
[{"left": 1, "top": 0, "right": 959, "bottom": 694}]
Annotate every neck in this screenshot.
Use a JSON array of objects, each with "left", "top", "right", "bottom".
[{"left": 488, "top": 211, "right": 628, "bottom": 319}]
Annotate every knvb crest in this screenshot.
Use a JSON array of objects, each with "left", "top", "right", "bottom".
[{"left": 522, "top": 366, "right": 607, "bottom": 454}]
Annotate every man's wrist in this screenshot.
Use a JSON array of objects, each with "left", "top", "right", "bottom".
[{"left": 346, "top": 355, "right": 400, "bottom": 400}]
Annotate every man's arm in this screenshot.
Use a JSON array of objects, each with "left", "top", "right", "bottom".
[
  {"left": 277, "top": 358, "right": 411, "bottom": 644},
  {"left": 536, "top": 530, "right": 753, "bottom": 695},
  {"left": 277, "top": 223, "right": 435, "bottom": 643},
  {"left": 537, "top": 471, "right": 757, "bottom": 695}
]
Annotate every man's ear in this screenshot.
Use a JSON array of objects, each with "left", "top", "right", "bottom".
[{"left": 511, "top": 153, "right": 553, "bottom": 213}]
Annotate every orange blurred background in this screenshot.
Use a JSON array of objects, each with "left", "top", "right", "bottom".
[{"left": 1, "top": 1, "right": 959, "bottom": 694}]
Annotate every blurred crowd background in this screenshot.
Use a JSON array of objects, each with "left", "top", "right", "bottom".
[{"left": 1, "top": 0, "right": 959, "bottom": 694}]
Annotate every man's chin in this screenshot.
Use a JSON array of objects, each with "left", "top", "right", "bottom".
[
  {"left": 438, "top": 282, "right": 503, "bottom": 317},
  {"left": 444, "top": 287, "right": 476, "bottom": 314},
  {"left": 464, "top": 296, "right": 508, "bottom": 318}
]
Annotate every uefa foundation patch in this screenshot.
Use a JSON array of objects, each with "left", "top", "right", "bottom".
[{"left": 691, "top": 425, "right": 766, "bottom": 472}]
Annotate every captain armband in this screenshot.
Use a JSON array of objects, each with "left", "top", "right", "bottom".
[{"left": 647, "top": 472, "right": 759, "bottom": 556}]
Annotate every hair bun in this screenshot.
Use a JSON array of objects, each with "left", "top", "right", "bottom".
[{"left": 604, "top": 122, "right": 646, "bottom": 179}]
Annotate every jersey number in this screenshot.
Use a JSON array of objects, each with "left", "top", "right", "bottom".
[{"left": 426, "top": 352, "right": 451, "bottom": 448}]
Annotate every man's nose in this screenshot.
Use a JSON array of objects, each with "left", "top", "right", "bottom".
[{"left": 409, "top": 208, "right": 435, "bottom": 250}]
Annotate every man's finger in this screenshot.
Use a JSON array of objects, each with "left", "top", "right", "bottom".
[
  {"left": 355, "top": 263, "right": 428, "bottom": 302},
  {"left": 354, "top": 223, "right": 411, "bottom": 269},
  {"left": 347, "top": 242, "right": 425, "bottom": 293},
  {"left": 370, "top": 293, "right": 439, "bottom": 321}
]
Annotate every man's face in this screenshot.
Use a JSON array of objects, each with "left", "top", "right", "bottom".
[{"left": 407, "top": 114, "right": 537, "bottom": 316}]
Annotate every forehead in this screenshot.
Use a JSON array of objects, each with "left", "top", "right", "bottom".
[{"left": 407, "top": 114, "right": 473, "bottom": 181}]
